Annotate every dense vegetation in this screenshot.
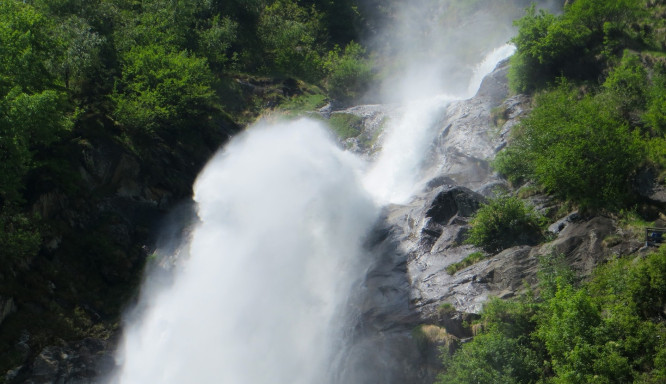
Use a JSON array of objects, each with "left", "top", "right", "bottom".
[
  {"left": 440, "top": 1, "right": 666, "bottom": 382},
  {"left": 496, "top": 0, "right": 666, "bottom": 211},
  {"left": 2, "top": 0, "right": 665, "bottom": 381},
  {"left": 437, "top": 249, "right": 666, "bottom": 384}
]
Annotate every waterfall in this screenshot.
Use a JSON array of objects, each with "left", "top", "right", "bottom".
[
  {"left": 364, "top": 43, "right": 515, "bottom": 205},
  {"left": 110, "top": 43, "right": 514, "bottom": 383},
  {"left": 112, "top": 120, "right": 378, "bottom": 383}
]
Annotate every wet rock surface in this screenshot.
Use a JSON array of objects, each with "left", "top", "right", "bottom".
[
  {"left": 339, "top": 59, "right": 518, "bottom": 384},
  {"left": 8, "top": 338, "right": 115, "bottom": 384},
  {"left": 341, "top": 59, "right": 650, "bottom": 383}
]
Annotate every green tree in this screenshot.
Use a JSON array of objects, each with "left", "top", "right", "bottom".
[
  {"left": 257, "top": 0, "right": 325, "bottom": 80},
  {"left": 437, "top": 330, "right": 540, "bottom": 384},
  {"left": 494, "top": 84, "right": 645, "bottom": 209},
  {"left": 198, "top": 14, "right": 238, "bottom": 70},
  {"left": 0, "top": 1, "right": 70, "bottom": 202},
  {"left": 644, "top": 64, "right": 666, "bottom": 135},
  {"left": 324, "top": 41, "right": 373, "bottom": 103},
  {"left": 536, "top": 284, "right": 605, "bottom": 383},
  {"left": 0, "top": 0, "right": 57, "bottom": 92},
  {"left": 509, "top": 0, "right": 644, "bottom": 93},
  {"left": 52, "top": 15, "right": 106, "bottom": 93},
  {"left": 112, "top": 44, "right": 216, "bottom": 134},
  {"left": 603, "top": 50, "right": 648, "bottom": 116}
]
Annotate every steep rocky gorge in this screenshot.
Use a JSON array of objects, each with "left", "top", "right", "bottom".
[
  {"left": 334, "top": 59, "right": 655, "bottom": 383},
  {"left": 10, "top": 59, "right": 660, "bottom": 383}
]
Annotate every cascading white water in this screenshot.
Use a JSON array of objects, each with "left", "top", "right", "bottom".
[
  {"left": 364, "top": 43, "right": 516, "bottom": 205},
  {"left": 467, "top": 44, "right": 516, "bottom": 96},
  {"left": 111, "top": 43, "right": 515, "bottom": 383},
  {"left": 111, "top": 120, "right": 378, "bottom": 383},
  {"left": 363, "top": 94, "right": 455, "bottom": 204}
]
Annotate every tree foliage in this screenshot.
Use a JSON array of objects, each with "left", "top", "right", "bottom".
[
  {"left": 494, "top": 83, "right": 645, "bottom": 210},
  {"left": 257, "top": 0, "right": 325, "bottom": 80},
  {"left": 438, "top": 330, "right": 540, "bottom": 384},
  {"left": 466, "top": 194, "right": 544, "bottom": 253},
  {"left": 509, "top": 0, "right": 645, "bottom": 92},
  {"left": 324, "top": 41, "right": 373, "bottom": 103},
  {"left": 439, "top": 248, "right": 666, "bottom": 383},
  {"left": 0, "top": 1, "right": 70, "bottom": 203},
  {"left": 112, "top": 44, "right": 216, "bottom": 134}
]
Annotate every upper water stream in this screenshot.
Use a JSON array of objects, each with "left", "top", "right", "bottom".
[{"left": 109, "top": 1, "right": 544, "bottom": 382}]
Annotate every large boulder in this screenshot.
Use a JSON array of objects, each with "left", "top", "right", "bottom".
[{"left": 426, "top": 186, "right": 486, "bottom": 225}]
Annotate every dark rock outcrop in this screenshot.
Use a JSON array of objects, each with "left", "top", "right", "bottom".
[
  {"left": 3, "top": 110, "right": 238, "bottom": 380},
  {"left": 426, "top": 186, "right": 486, "bottom": 225},
  {"left": 635, "top": 166, "right": 666, "bottom": 208},
  {"left": 8, "top": 338, "right": 115, "bottom": 384}
]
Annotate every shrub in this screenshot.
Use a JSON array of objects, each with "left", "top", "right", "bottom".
[
  {"left": 603, "top": 51, "right": 649, "bottom": 115},
  {"left": 644, "top": 65, "right": 666, "bottom": 135},
  {"left": 412, "top": 324, "right": 454, "bottom": 351},
  {"left": 466, "top": 194, "right": 544, "bottom": 253},
  {"left": 257, "top": 0, "right": 325, "bottom": 81},
  {"left": 508, "top": 1, "right": 644, "bottom": 93},
  {"left": 112, "top": 44, "right": 216, "bottom": 134},
  {"left": 437, "top": 330, "right": 540, "bottom": 384},
  {"left": 324, "top": 41, "right": 373, "bottom": 103},
  {"left": 494, "top": 84, "right": 645, "bottom": 210}
]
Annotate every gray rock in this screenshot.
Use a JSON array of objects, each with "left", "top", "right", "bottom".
[
  {"left": 0, "top": 296, "right": 16, "bottom": 327},
  {"left": 548, "top": 211, "right": 580, "bottom": 234},
  {"left": 16, "top": 338, "right": 115, "bottom": 384},
  {"left": 635, "top": 166, "right": 666, "bottom": 205},
  {"left": 426, "top": 186, "right": 486, "bottom": 225},
  {"left": 424, "top": 176, "right": 456, "bottom": 191},
  {"left": 537, "top": 216, "right": 617, "bottom": 276}
]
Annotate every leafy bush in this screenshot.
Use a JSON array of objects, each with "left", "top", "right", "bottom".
[
  {"left": 439, "top": 247, "right": 666, "bottom": 383},
  {"left": 507, "top": 5, "right": 558, "bottom": 93},
  {"left": 509, "top": 1, "right": 644, "bottom": 93},
  {"left": 198, "top": 15, "right": 238, "bottom": 70},
  {"left": 603, "top": 50, "right": 649, "bottom": 115},
  {"left": 466, "top": 194, "right": 544, "bottom": 253},
  {"left": 644, "top": 64, "right": 666, "bottom": 135},
  {"left": 257, "top": 0, "right": 325, "bottom": 81},
  {"left": 437, "top": 329, "right": 540, "bottom": 384},
  {"left": 112, "top": 44, "right": 216, "bottom": 134},
  {"left": 324, "top": 41, "right": 373, "bottom": 103},
  {"left": 494, "top": 84, "right": 645, "bottom": 210}
]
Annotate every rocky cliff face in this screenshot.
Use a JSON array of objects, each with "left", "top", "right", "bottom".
[
  {"left": 11, "top": 60, "right": 654, "bottom": 383},
  {"left": 3, "top": 111, "right": 238, "bottom": 382},
  {"left": 334, "top": 59, "right": 652, "bottom": 383}
]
